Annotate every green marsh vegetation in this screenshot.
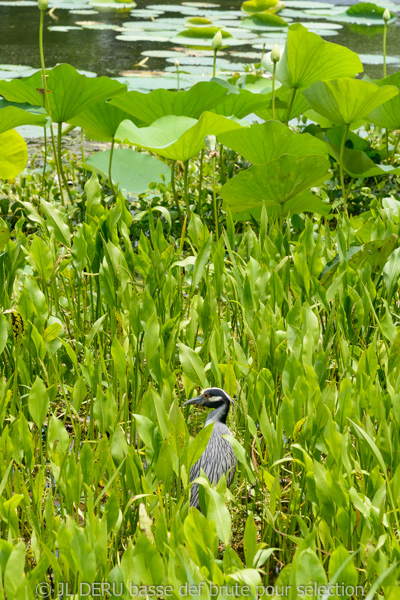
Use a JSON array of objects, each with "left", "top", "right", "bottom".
[{"left": 2, "top": 2, "right": 400, "bottom": 598}]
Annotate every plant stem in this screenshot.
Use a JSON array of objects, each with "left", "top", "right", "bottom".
[
  {"left": 383, "top": 21, "right": 387, "bottom": 78},
  {"left": 285, "top": 87, "right": 297, "bottom": 126},
  {"left": 213, "top": 49, "right": 217, "bottom": 78},
  {"left": 212, "top": 155, "right": 219, "bottom": 243},
  {"left": 198, "top": 149, "right": 204, "bottom": 218},
  {"left": 39, "top": 8, "right": 65, "bottom": 206},
  {"left": 272, "top": 62, "right": 277, "bottom": 120},
  {"left": 171, "top": 160, "right": 182, "bottom": 225},
  {"left": 109, "top": 137, "right": 116, "bottom": 195},
  {"left": 57, "top": 122, "right": 74, "bottom": 203},
  {"left": 183, "top": 159, "right": 190, "bottom": 218},
  {"left": 81, "top": 128, "right": 85, "bottom": 162},
  {"left": 176, "top": 65, "right": 180, "bottom": 91},
  {"left": 391, "top": 132, "right": 400, "bottom": 164},
  {"left": 339, "top": 123, "right": 350, "bottom": 216}
]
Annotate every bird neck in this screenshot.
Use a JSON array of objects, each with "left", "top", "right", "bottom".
[{"left": 205, "top": 401, "right": 230, "bottom": 426}]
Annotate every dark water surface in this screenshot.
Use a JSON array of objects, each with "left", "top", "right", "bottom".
[{"left": 0, "top": 0, "right": 399, "bottom": 79}]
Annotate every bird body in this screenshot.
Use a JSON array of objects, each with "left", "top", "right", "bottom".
[{"left": 184, "top": 387, "right": 237, "bottom": 510}]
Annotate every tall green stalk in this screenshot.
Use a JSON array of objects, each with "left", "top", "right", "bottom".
[
  {"left": 285, "top": 88, "right": 297, "bottom": 126},
  {"left": 39, "top": 6, "right": 65, "bottom": 206},
  {"left": 171, "top": 160, "right": 182, "bottom": 225},
  {"left": 198, "top": 149, "right": 204, "bottom": 217},
  {"left": 212, "top": 154, "right": 219, "bottom": 243},
  {"left": 339, "top": 123, "right": 350, "bottom": 215},
  {"left": 109, "top": 137, "right": 116, "bottom": 195},
  {"left": 272, "top": 62, "right": 277, "bottom": 120}
]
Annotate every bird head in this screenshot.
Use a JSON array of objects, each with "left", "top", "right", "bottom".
[{"left": 183, "top": 387, "right": 233, "bottom": 409}]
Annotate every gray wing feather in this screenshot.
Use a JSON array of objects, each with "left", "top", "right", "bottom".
[{"left": 189, "top": 423, "right": 237, "bottom": 509}]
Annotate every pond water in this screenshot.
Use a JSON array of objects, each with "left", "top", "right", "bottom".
[{"left": 0, "top": 0, "right": 399, "bottom": 85}]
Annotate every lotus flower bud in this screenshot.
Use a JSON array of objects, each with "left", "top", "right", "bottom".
[
  {"left": 383, "top": 8, "right": 391, "bottom": 21},
  {"left": 38, "top": 0, "right": 49, "bottom": 10},
  {"left": 261, "top": 53, "right": 272, "bottom": 71},
  {"left": 174, "top": 59, "right": 179, "bottom": 68},
  {"left": 212, "top": 30, "right": 223, "bottom": 51},
  {"left": 271, "top": 44, "right": 281, "bottom": 63}
]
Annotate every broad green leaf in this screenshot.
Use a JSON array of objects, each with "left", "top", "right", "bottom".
[
  {"left": 110, "top": 81, "right": 229, "bottom": 124},
  {"left": 187, "top": 422, "right": 214, "bottom": 469},
  {"left": 327, "top": 2, "right": 396, "bottom": 24},
  {"left": 0, "top": 129, "right": 27, "bottom": 179},
  {"left": 243, "top": 513, "right": 257, "bottom": 567},
  {"left": 319, "top": 235, "right": 398, "bottom": 288},
  {"left": 367, "top": 72, "right": 400, "bottom": 129},
  {"left": 4, "top": 542, "right": 26, "bottom": 600},
  {"left": 192, "top": 233, "right": 212, "bottom": 288},
  {"left": 0, "top": 315, "right": 8, "bottom": 354},
  {"left": 68, "top": 100, "right": 135, "bottom": 141},
  {"left": 255, "top": 84, "right": 310, "bottom": 122},
  {"left": 116, "top": 111, "right": 246, "bottom": 161},
  {"left": 220, "top": 154, "right": 331, "bottom": 219},
  {"left": 168, "top": 400, "right": 188, "bottom": 459},
  {"left": 204, "top": 483, "right": 232, "bottom": 544},
  {"left": 212, "top": 88, "right": 272, "bottom": 119},
  {"left": 219, "top": 120, "right": 328, "bottom": 164},
  {"left": 176, "top": 26, "right": 231, "bottom": 40},
  {"left": 179, "top": 342, "right": 207, "bottom": 388},
  {"left": 0, "top": 64, "right": 126, "bottom": 123},
  {"left": 0, "top": 106, "right": 46, "bottom": 134},
  {"left": 303, "top": 78, "right": 398, "bottom": 125},
  {"left": 129, "top": 532, "right": 165, "bottom": 586},
  {"left": 28, "top": 376, "right": 49, "bottom": 431},
  {"left": 276, "top": 24, "right": 363, "bottom": 89},
  {"left": 84, "top": 149, "right": 170, "bottom": 195},
  {"left": 0, "top": 223, "right": 10, "bottom": 250},
  {"left": 40, "top": 199, "right": 71, "bottom": 247}
]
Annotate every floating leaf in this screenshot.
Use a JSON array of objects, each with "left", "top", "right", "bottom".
[{"left": 240, "top": 13, "right": 287, "bottom": 28}]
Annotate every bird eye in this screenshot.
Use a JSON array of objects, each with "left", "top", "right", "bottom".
[{"left": 205, "top": 393, "right": 210, "bottom": 398}]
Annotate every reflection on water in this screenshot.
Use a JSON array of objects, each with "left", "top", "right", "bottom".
[{"left": 0, "top": 0, "right": 398, "bottom": 80}]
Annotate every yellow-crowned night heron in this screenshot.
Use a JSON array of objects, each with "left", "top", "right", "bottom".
[{"left": 184, "top": 387, "right": 237, "bottom": 510}]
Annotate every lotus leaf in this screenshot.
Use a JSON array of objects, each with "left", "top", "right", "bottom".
[
  {"left": 241, "top": 0, "right": 278, "bottom": 12},
  {"left": 110, "top": 82, "right": 229, "bottom": 124},
  {"left": 367, "top": 73, "right": 400, "bottom": 130},
  {"left": 276, "top": 24, "right": 363, "bottom": 90},
  {"left": 0, "top": 106, "right": 47, "bottom": 134},
  {"left": 240, "top": 13, "right": 287, "bottom": 28},
  {"left": 218, "top": 120, "right": 328, "bottom": 164},
  {"left": 220, "top": 153, "right": 331, "bottom": 219},
  {"left": 84, "top": 149, "right": 171, "bottom": 194},
  {"left": 303, "top": 78, "right": 398, "bottom": 125},
  {"left": 116, "top": 112, "right": 247, "bottom": 161},
  {"left": 68, "top": 101, "right": 138, "bottom": 142},
  {"left": 255, "top": 84, "right": 310, "bottom": 121},
  {"left": 0, "top": 129, "right": 28, "bottom": 179},
  {"left": 0, "top": 64, "right": 127, "bottom": 123}
]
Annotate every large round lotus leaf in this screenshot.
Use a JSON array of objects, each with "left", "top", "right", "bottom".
[
  {"left": 0, "top": 129, "right": 28, "bottom": 179},
  {"left": 220, "top": 153, "right": 331, "bottom": 218},
  {"left": 303, "top": 78, "right": 399, "bottom": 125},
  {"left": 0, "top": 106, "right": 47, "bottom": 134},
  {"left": 116, "top": 111, "right": 246, "bottom": 161},
  {"left": 84, "top": 149, "right": 171, "bottom": 194},
  {"left": 367, "top": 73, "right": 400, "bottom": 130},
  {"left": 255, "top": 84, "right": 309, "bottom": 122},
  {"left": 110, "top": 82, "right": 229, "bottom": 124},
  {"left": 68, "top": 102, "right": 140, "bottom": 142},
  {"left": 0, "top": 64, "right": 127, "bottom": 124},
  {"left": 240, "top": 13, "right": 287, "bottom": 28},
  {"left": 212, "top": 89, "right": 271, "bottom": 119},
  {"left": 219, "top": 120, "right": 327, "bottom": 164},
  {"left": 241, "top": 0, "right": 278, "bottom": 12},
  {"left": 276, "top": 24, "right": 363, "bottom": 90}
]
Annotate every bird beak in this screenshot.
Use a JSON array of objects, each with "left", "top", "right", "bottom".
[{"left": 183, "top": 395, "right": 204, "bottom": 406}]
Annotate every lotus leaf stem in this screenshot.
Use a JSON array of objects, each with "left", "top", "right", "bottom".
[
  {"left": 339, "top": 123, "right": 350, "bottom": 216},
  {"left": 109, "top": 137, "right": 116, "bottom": 196},
  {"left": 213, "top": 154, "right": 219, "bottom": 243},
  {"left": 285, "top": 87, "right": 297, "bottom": 126},
  {"left": 272, "top": 62, "right": 277, "bottom": 120},
  {"left": 171, "top": 160, "right": 182, "bottom": 226}
]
